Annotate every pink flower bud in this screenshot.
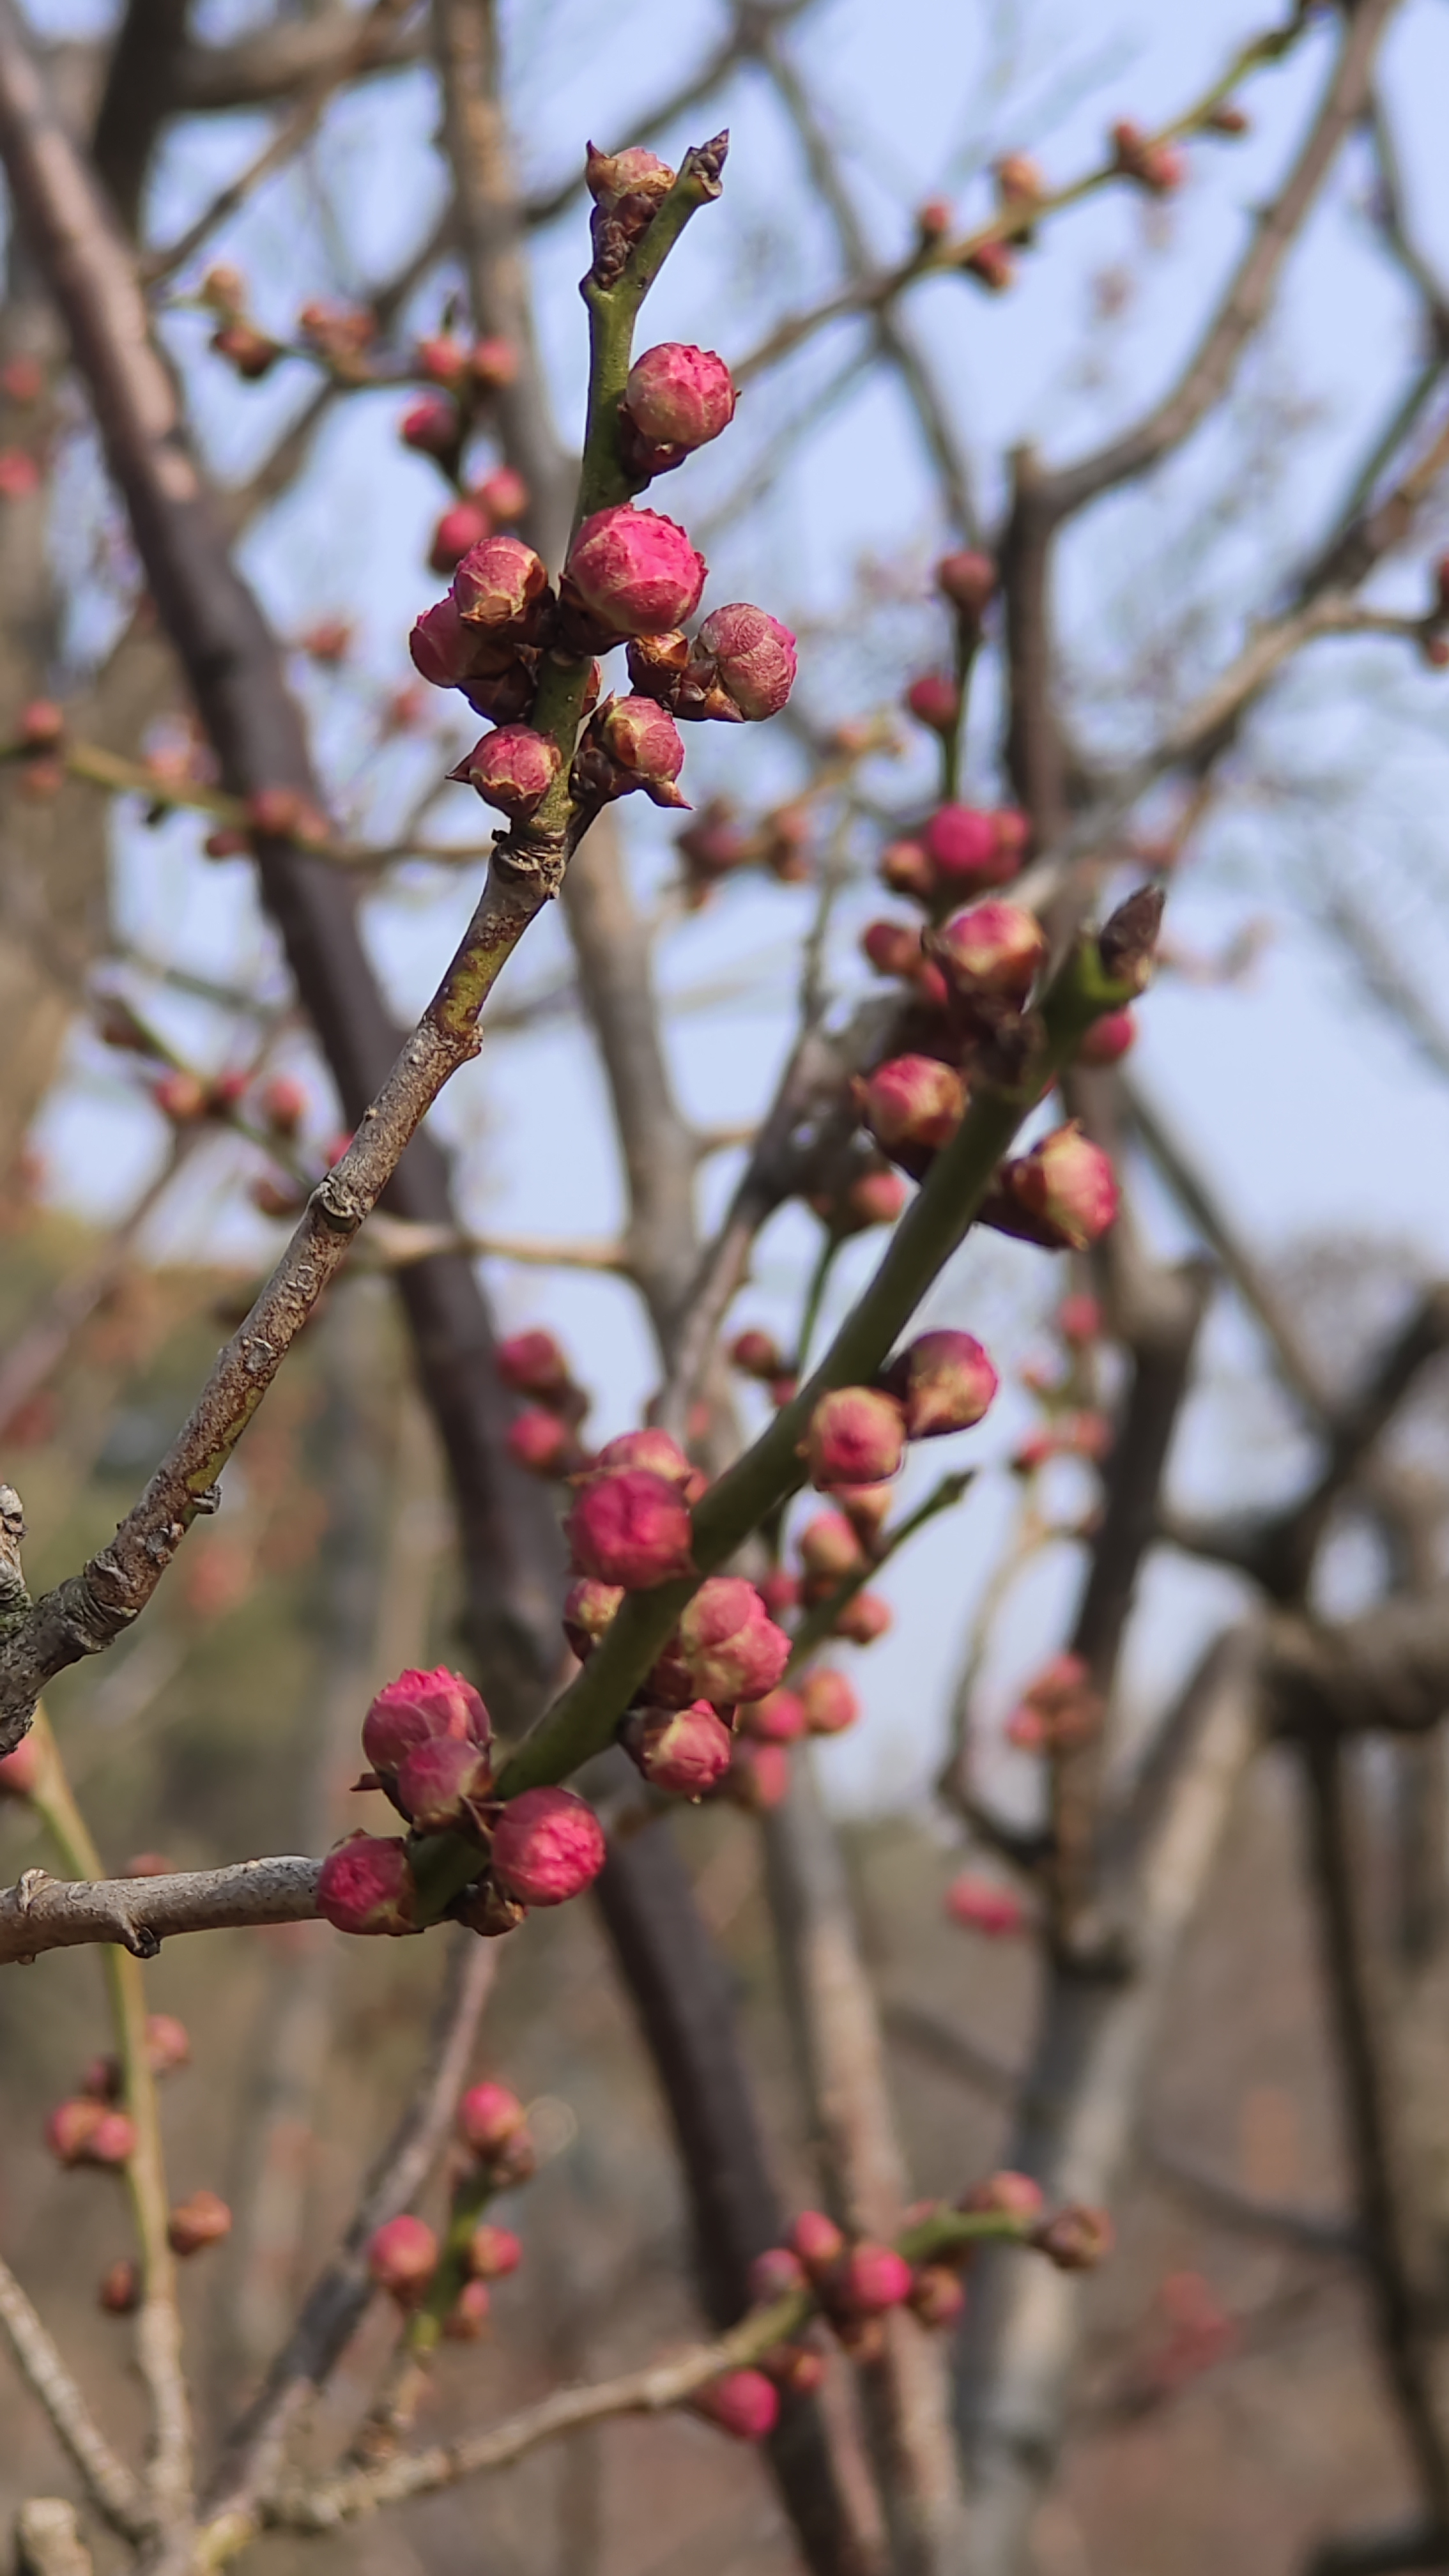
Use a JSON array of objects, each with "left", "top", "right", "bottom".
[
  {"left": 585, "top": 144, "right": 675, "bottom": 210},
  {"left": 88, "top": 2111, "right": 137, "bottom": 2167},
  {"left": 1034, "top": 2204, "right": 1113, "bottom": 2270},
  {"left": 562, "top": 1577, "right": 623, "bottom": 1658},
  {"left": 737, "top": 1689, "right": 804, "bottom": 1745},
  {"left": 466, "top": 2222, "right": 523, "bottom": 2280},
  {"left": 496, "top": 1328, "right": 571, "bottom": 1401},
  {"left": 471, "top": 336, "right": 519, "bottom": 390},
  {"left": 491, "top": 1787, "right": 606, "bottom": 1908},
  {"left": 993, "top": 808, "right": 1029, "bottom": 870},
  {"left": 887, "top": 1330, "right": 999, "bottom": 1439},
  {"left": 144, "top": 2014, "right": 190, "bottom": 2076},
  {"left": 46, "top": 2099, "right": 107, "bottom": 2166},
  {"left": 625, "top": 1701, "right": 734, "bottom": 1797},
  {"left": 693, "top": 604, "right": 797, "bottom": 721},
  {"left": 758, "top": 1568, "right": 801, "bottom": 1618},
  {"left": 790, "top": 2210, "right": 846, "bottom": 2274},
  {"left": 799, "top": 1512, "right": 866, "bottom": 1583},
  {"left": 624, "top": 344, "right": 736, "bottom": 452},
  {"left": 453, "top": 724, "right": 561, "bottom": 820},
  {"left": 934, "top": 901, "right": 1046, "bottom": 1001},
  {"left": 416, "top": 332, "right": 469, "bottom": 387},
  {"left": 316, "top": 1834, "right": 419, "bottom": 1937},
  {"left": 567, "top": 505, "right": 706, "bottom": 636},
  {"left": 960, "top": 2170, "right": 1046, "bottom": 2222},
  {"left": 459, "top": 2081, "right": 527, "bottom": 2156},
  {"left": 167, "top": 2189, "right": 232, "bottom": 2256},
  {"left": 506, "top": 1408, "right": 576, "bottom": 1476},
  {"left": 429, "top": 499, "right": 491, "bottom": 574},
  {"left": 153, "top": 1069, "right": 208, "bottom": 1123},
  {"left": 800, "top": 1669, "right": 860, "bottom": 1738},
  {"left": 726, "top": 1738, "right": 792, "bottom": 1809},
  {"left": 475, "top": 465, "right": 529, "bottom": 523},
  {"left": 444, "top": 2279, "right": 491, "bottom": 2339},
  {"left": 597, "top": 694, "right": 687, "bottom": 793},
  {"left": 946, "top": 1875, "right": 1025, "bottom": 1937},
  {"left": 910, "top": 2265, "right": 967, "bottom": 2328},
  {"left": 730, "top": 1326, "right": 786, "bottom": 1381},
  {"left": 592, "top": 1429, "right": 696, "bottom": 1489},
  {"left": 906, "top": 673, "right": 961, "bottom": 733},
  {"left": 409, "top": 594, "right": 475, "bottom": 691},
  {"left": 802, "top": 1387, "right": 906, "bottom": 1491},
  {"left": 692, "top": 2368, "right": 780, "bottom": 2441},
  {"left": 833, "top": 1591, "right": 891, "bottom": 1646},
  {"left": 1057, "top": 1292, "right": 1101, "bottom": 1346},
  {"left": 100, "top": 2259, "right": 139, "bottom": 2314},
  {"left": 452, "top": 534, "right": 548, "bottom": 631},
  {"left": 678, "top": 1577, "right": 791, "bottom": 1703},
  {"left": 567, "top": 1468, "right": 694, "bottom": 1589},
  {"left": 1002, "top": 1123, "right": 1120, "bottom": 1251},
  {"left": 937, "top": 551, "right": 997, "bottom": 617},
  {"left": 363, "top": 1667, "right": 491, "bottom": 1778},
  {"left": 880, "top": 838, "right": 935, "bottom": 901},
  {"left": 1077, "top": 1006, "right": 1136, "bottom": 1067},
  {"left": 924, "top": 804, "right": 1014, "bottom": 890},
  {"left": 861, "top": 919, "right": 924, "bottom": 980},
  {"left": 749, "top": 2246, "right": 808, "bottom": 2303},
  {"left": 391, "top": 1736, "right": 493, "bottom": 1834},
  {"left": 855, "top": 1055, "right": 965, "bottom": 1169},
  {"left": 367, "top": 2214, "right": 438, "bottom": 2302},
  {"left": 828, "top": 2242, "right": 913, "bottom": 2317},
  {"left": 965, "top": 239, "right": 1016, "bottom": 292},
  {"left": 0, "top": 1736, "right": 40, "bottom": 1798},
  {"left": 401, "top": 394, "right": 459, "bottom": 458}
]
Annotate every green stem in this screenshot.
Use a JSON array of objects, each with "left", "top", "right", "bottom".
[
  {"left": 795, "top": 1229, "right": 839, "bottom": 1379},
  {"left": 783, "top": 1468, "right": 974, "bottom": 1680}
]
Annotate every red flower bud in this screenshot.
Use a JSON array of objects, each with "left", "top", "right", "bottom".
[
  {"left": 1034, "top": 2204, "right": 1113, "bottom": 2270},
  {"left": 624, "top": 343, "right": 736, "bottom": 451},
  {"left": 861, "top": 919, "right": 924, "bottom": 980},
  {"left": 167, "top": 2189, "right": 232, "bottom": 2256},
  {"left": 906, "top": 673, "right": 962, "bottom": 733},
  {"left": 879, "top": 838, "right": 935, "bottom": 900},
  {"left": 692, "top": 2368, "right": 780, "bottom": 2441},
  {"left": 19, "top": 698, "right": 62, "bottom": 747},
  {"left": 960, "top": 2170, "right": 1045, "bottom": 2221},
  {"left": 730, "top": 1326, "right": 787, "bottom": 1381},
  {"left": 924, "top": 804, "right": 1014, "bottom": 889},
  {"left": 585, "top": 144, "right": 675, "bottom": 210},
  {"left": 429, "top": 499, "right": 491, "bottom": 574},
  {"left": 316, "top": 1833, "right": 419, "bottom": 1936},
  {"left": 597, "top": 694, "right": 687, "bottom": 793},
  {"left": 790, "top": 2209, "right": 846, "bottom": 2274},
  {"left": 856, "top": 1055, "right": 965, "bottom": 1166},
  {"left": 933, "top": 900, "right": 1046, "bottom": 1001},
  {"left": 1058, "top": 1292, "right": 1101, "bottom": 1346},
  {"left": 625, "top": 1701, "right": 734, "bottom": 1797},
  {"left": 800, "top": 1669, "right": 860, "bottom": 1738},
  {"left": 471, "top": 336, "right": 519, "bottom": 388},
  {"left": 887, "top": 1329, "right": 999, "bottom": 1438},
  {"left": 910, "top": 2265, "right": 967, "bottom": 2328},
  {"left": 1001, "top": 1123, "right": 1120, "bottom": 1252},
  {"left": 475, "top": 465, "right": 529, "bottom": 522},
  {"left": 567, "top": 1468, "right": 694, "bottom": 1589},
  {"left": 466, "top": 2222, "right": 523, "bottom": 2280},
  {"left": 1077, "top": 1006, "right": 1136, "bottom": 1067},
  {"left": 401, "top": 394, "right": 459, "bottom": 458},
  {"left": 592, "top": 1428, "right": 697, "bottom": 1489},
  {"left": 693, "top": 604, "right": 797, "bottom": 721},
  {"left": 677, "top": 1577, "right": 790, "bottom": 1703},
  {"left": 749, "top": 2245, "right": 808, "bottom": 2303},
  {"left": 46, "top": 2099, "right": 108, "bottom": 2166},
  {"left": 946, "top": 1874, "right": 1025, "bottom": 1937},
  {"left": 936, "top": 551, "right": 997, "bottom": 617},
  {"left": 100, "top": 2259, "right": 140, "bottom": 2314},
  {"left": 452, "top": 724, "right": 562, "bottom": 819},
  {"left": 458, "top": 2081, "right": 527, "bottom": 2156},
  {"left": 567, "top": 505, "right": 706, "bottom": 636},
  {"left": 144, "top": 2014, "right": 190, "bottom": 2076},
  {"left": 739, "top": 1687, "right": 808, "bottom": 1744},
  {"left": 391, "top": 1736, "right": 493, "bottom": 1834},
  {"left": 799, "top": 1512, "right": 866, "bottom": 1583},
  {"left": 367, "top": 2214, "right": 437, "bottom": 2302},
  {"left": 506, "top": 1408, "right": 576, "bottom": 1476},
  {"left": 444, "top": 2278, "right": 492, "bottom": 2339},
  {"left": 491, "top": 1787, "right": 606, "bottom": 1907},
  {"left": 965, "top": 239, "right": 1015, "bottom": 291},
  {"left": 758, "top": 1568, "right": 801, "bottom": 1617},
  {"left": 0, "top": 1736, "right": 40, "bottom": 1798},
  {"left": 802, "top": 1387, "right": 906, "bottom": 1491},
  {"left": 496, "top": 1328, "right": 571, "bottom": 1401},
  {"left": 452, "top": 534, "right": 548, "bottom": 632},
  {"left": 833, "top": 1590, "right": 891, "bottom": 1646},
  {"left": 363, "top": 1666, "right": 491, "bottom": 1778},
  {"left": 562, "top": 1577, "right": 623, "bottom": 1658},
  {"left": 416, "top": 333, "right": 469, "bottom": 386},
  {"left": 153, "top": 1070, "right": 208, "bottom": 1123},
  {"left": 828, "top": 2242, "right": 913, "bottom": 2317},
  {"left": 409, "top": 594, "right": 473, "bottom": 691}
]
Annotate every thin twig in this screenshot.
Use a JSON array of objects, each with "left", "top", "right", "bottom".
[{"left": 0, "top": 2257, "right": 149, "bottom": 2540}]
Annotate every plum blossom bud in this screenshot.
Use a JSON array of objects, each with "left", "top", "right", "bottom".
[
  {"left": 467, "top": 2223, "right": 523, "bottom": 2280},
  {"left": 471, "top": 337, "right": 518, "bottom": 389},
  {"left": 491, "top": 1788, "right": 606, "bottom": 1907},
  {"left": 946, "top": 1874, "right": 1025, "bottom": 1937},
  {"left": 429, "top": 499, "right": 491, "bottom": 573},
  {"left": 880, "top": 838, "right": 935, "bottom": 901},
  {"left": 801, "top": 1669, "right": 860, "bottom": 1738},
  {"left": 401, "top": 395, "right": 459, "bottom": 459},
  {"left": 318, "top": 1835, "right": 420, "bottom": 1937},
  {"left": 47, "top": 2099, "right": 107, "bottom": 2166},
  {"left": 726, "top": 1738, "right": 791, "bottom": 1809},
  {"left": 1077, "top": 1006, "right": 1136, "bottom": 1067},
  {"left": 567, "top": 1468, "right": 694, "bottom": 1589},
  {"left": 100, "top": 2260, "right": 140, "bottom": 2314},
  {"left": 834, "top": 1591, "right": 891, "bottom": 1646},
  {"left": 0, "top": 1736, "right": 40, "bottom": 1798},
  {"left": 862, "top": 919, "right": 924, "bottom": 980},
  {"left": 730, "top": 1326, "right": 786, "bottom": 1381},
  {"left": 145, "top": 2015, "right": 190, "bottom": 2076},
  {"left": 452, "top": 725, "right": 562, "bottom": 820},
  {"left": 364, "top": 1667, "right": 490, "bottom": 1778},
  {"left": 750, "top": 2246, "right": 808, "bottom": 2303},
  {"left": 999, "top": 1124, "right": 1120, "bottom": 1252},
  {"left": 567, "top": 505, "right": 706, "bottom": 636},
  {"left": 740, "top": 1688, "right": 807, "bottom": 1744},
  {"left": 937, "top": 551, "right": 997, "bottom": 617},
  {"left": 452, "top": 535, "right": 548, "bottom": 632},
  {"left": 799, "top": 1512, "right": 866, "bottom": 1584},
  {"left": 624, "top": 344, "right": 736, "bottom": 452},
  {"left": 924, "top": 804, "right": 1013, "bottom": 889},
  {"left": 459, "top": 2082, "right": 527, "bottom": 2156},
  {"left": 1058, "top": 1292, "right": 1101, "bottom": 1346},
  {"left": 933, "top": 901, "right": 1046, "bottom": 1002},
  {"left": 496, "top": 1329, "right": 571, "bottom": 1401},
  {"left": 368, "top": 2214, "right": 438, "bottom": 2303},
  {"left": 597, "top": 694, "right": 687, "bottom": 800},
  {"left": 885, "top": 1330, "right": 999, "bottom": 1439},
  {"left": 168, "top": 2190, "right": 232, "bottom": 2256},
  {"left": 856, "top": 1056, "right": 965, "bottom": 1165},
  {"left": 906, "top": 673, "right": 962, "bottom": 734},
  {"left": 758, "top": 1569, "right": 801, "bottom": 1618},
  {"left": 693, "top": 605, "right": 797, "bottom": 721},
  {"left": 445, "top": 2280, "right": 491, "bottom": 2339},
  {"left": 790, "top": 2211, "right": 846, "bottom": 2274},
  {"left": 416, "top": 333, "right": 468, "bottom": 386},
  {"left": 1034, "top": 2204, "right": 1114, "bottom": 2271},
  {"left": 678, "top": 1577, "right": 791, "bottom": 1703},
  {"left": 563, "top": 1577, "right": 622, "bottom": 1658},
  {"left": 475, "top": 464, "right": 528, "bottom": 522},
  {"left": 910, "top": 2266, "right": 967, "bottom": 2327},
  {"left": 827, "top": 2242, "right": 913, "bottom": 2317},
  {"left": 593, "top": 1429, "right": 696, "bottom": 1489},
  {"left": 585, "top": 144, "right": 675, "bottom": 210},
  {"left": 625, "top": 1701, "right": 734, "bottom": 1797},
  {"left": 507, "top": 1408, "right": 576, "bottom": 1476},
  {"left": 692, "top": 2370, "right": 780, "bottom": 2441},
  {"left": 961, "top": 2170, "right": 1046, "bottom": 2223},
  {"left": 802, "top": 1387, "right": 907, "bottom": 1491},
  {"left": 409, "top": 594, "right": 476, "bottom": 691},
  {"left": 391, "top": 1736, "right": 493, "bottom": 1835},
  {"left": 965, "top": 238, "right": 1016, "bottom": 291}
]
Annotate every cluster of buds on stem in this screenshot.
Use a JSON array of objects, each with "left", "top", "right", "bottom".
[
  {"left": 497, "top": 1326, "right": 594, "bottom": 1480},
  {"left": 367, "top": 2079, "right": 534, "bottom": 2342}
]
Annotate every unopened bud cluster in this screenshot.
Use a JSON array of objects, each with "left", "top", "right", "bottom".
[{"left": 366, "top": 2081, "right": 533, "bottom": 2342}]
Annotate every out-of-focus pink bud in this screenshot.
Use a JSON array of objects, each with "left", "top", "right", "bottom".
[
  {"left": 258, "top": 1074, "right": 305, "bottom": 1136},
  {"left": 415, "top": 332, "right": 469, "bottom": 386},
  {"left": 444, "top": 2278, "right": 492, "bottom": 2339},
  {"left": 1057, "top": 1292, "right": 1101, "bottom": 1346},
  {"left": 567, "top": 505, "right": 706, "bottom": 636},
  {"left": 19, "top": 698, "right": 63, "bottom": 747},
  {"left": 749, "top": 2245, "right": 808, "bottom": 2303},
  {"left": 625, "top": 1701, "right": 734, "bottom": 1797},
  {"left": 960, "top": 2170, "right": 1045, "bottom": 2222},
  {"left": 81, "top": 2055, "right": 120, "bottom": 2104},
  {"left": 474, "top": 465, "right": 529, "bottom": 522},
  {"left": 790, "top": 2210, "right": 846, "bottom": 2274},
  {"left": 861, "top": 919, "right": 924, "bottom": 981},
  {"left": 802, "top": 1387, "right": 907, "bottom": 1491},
  {"left": 1077, "top": 1006, "right": 1137, "bottom": 1067},
  {"left": 168, "top": 2189, "right": 232, "bottom": 2256},
  {"left": 993, "top": 808, "right": 1029, "bottom": 871},
  {"left": 491, "top": 1787, "right": 606, "bottom": 1907},
  {"left": 739, "top": 1687, "right": 808, "bottom": 1744},
  {"left": 624, "top": 343, "right": 736, "bottom": 451},
  {"left": 1112, "top": 121, "right": 1183, "bottom": 193},
  {"left": 924, "top": 804, "right": 1013, "bottom": 889},
  {"left": 471, "top": 337, "right": 519, "bottom": 388},
  {"left": 506, "top": 1408, "right": 576, "bottom": 1476},
  {"left": 597, "top": 694, "right": 687, "bottom": 795},
  {"left": 47, "top": 2099, "right": 107, "bottom": 2166},
  {"left": 367, "top": 2214, "right": 438, "bottom": 2302},
  {"left": 1000, "top": 1124, "right": 1120, "bottom": 1252},
  {"left": 965, "top": 238, "right": 1016, "bottom": 292},
  {"left": 562, "top": 1577, "right": 623, "bottom": 1659},
  {"left": 678, "top": 1577, "right": 791, "bottom": 1703},
  {"left": 209, "top": 324, "right": 280, "bottom": 380},
  {"left": 934, "top": 900, "right": 1046, "bottom": 1001},
  {"left": 89, "top": 2112, "right": 137, "bottom": 2167},
  {"left": 452, "top": 534, "right": 548, "bottom": 631},
  {"left": 452, "top": 724, "right": 562, "bottom": 819},
  {"left": 838, "top": 1482, "right": 894, "bottom": 1546},
  {"left": 1, "top": 355, "right": 43, "bottom": 402},
  {"left": 726, "top": 1738, "right": 792, "bottom": 1809},
  {"left": 758, "top": 1568, "right": 801, "bottom": 1618},
  {"left": 677, "top": 801, "right": 751, "bottom": 885},
  {"left": 100, "top": 2259, "right": 140, "bottom": 2314},
  {"left": 937, "top": 551, "right": 997, "bottom": 617},
  {"left": 144, "top": 2014, "right": 190, "bottom": 2076},
  {"left": 946, "top": 1874, "right": 1025, "bottom": 1937},
  {"left": 801, "top": 1669, "right": 860, "bottom": 1738},
  {"left": 880, "top": 838, "right": 935, "bottom": 901},
  {"left": 592, "top": 1429, "right": 696, "bottom": 1489},
  {"left": 459, "top": 2082, "right": 527, "bottom": 2156},
  {"left": 692, "top": 2368, "right": 780, "bottom": 2441},
  {"left": 585, "top": 144, "right": 676, "bottom": 210},
  {"left": 856, "top": 1055, "right": 965, "bottom": 1164},
  {"left": 827, "top": 2242, "right": 913, "bottom": 2317},
  {"left": 567, "top": 1468, "right": 694, "bottom": 1589},
  {"left": 1005, "top": 1650, "right": 1101, "bottom": 1751},
  {"left": 316, "top": 1834, "right": 420, "bottom": 1939},
  {"left": 0, "top": 1736, "right": 40, "bottom": 1798},
  {"left": 429, "top": 499, "right": 491, "bottom": 574},
  {"left": 466, "top": 2222, "right": 523, "bottom": 2280},
  {"left": 363, "top": 1667, "right": 491, "bottom": 1777},
  {"left": 1035, "top": 2204, "right": 1114, "bottom": 2270},
  {"left": 833, "top": 1591, "right": 891, "bottom": 1646},
  {"left": 886, "top": 1329, "right": 999, "bottom": 1438},
  {"left": 799, "top": 1512, "right": 866, "bottom": 1583},
  {"left": 391, "top": 1736, "right": 493, "bottom": 1834},
  {"left": 910, "top": 2266, "right": 967, "bottom": 2327},
  {"left": 496, "top": 1328, "right": 571, "bottom": 1401},
  {"left": 730, "top": 1326, "right": 787, "bottom": 1381},
  {"left": 153, "top": 1069, "right": 208, "bottom": 1123},
  {"left": 693, "top": 605, "right": 798, "bottom": 721},
  {"left": 401, "top": 395, "right": 459, "bottom": 459},
  {"left": 906, "top": 673, "right": 962, "bottom": 734}
]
